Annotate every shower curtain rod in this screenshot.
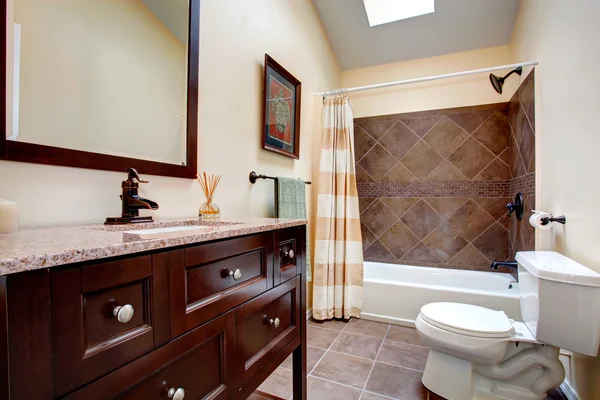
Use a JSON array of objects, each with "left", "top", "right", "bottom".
[{"left": 314, "top": 60, "right": 538, "bottom": 97}]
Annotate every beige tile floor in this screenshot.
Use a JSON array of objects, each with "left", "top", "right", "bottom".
[
  {"left": 256, "top": 319, "right": 567, "bottom": 400},
  {"left": 258, "top": 319, "right": 437, "bottom": 400}
]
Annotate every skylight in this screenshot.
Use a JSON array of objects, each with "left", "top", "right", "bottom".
[{"left": 363, "top": 0, "right": 435, "bottom": 27}]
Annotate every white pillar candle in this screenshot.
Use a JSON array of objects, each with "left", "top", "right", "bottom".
[{"left": 0, "top": 200, "right": 18, "bottom": 234}]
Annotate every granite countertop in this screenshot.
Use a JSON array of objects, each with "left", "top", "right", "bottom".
[{"left": 0, "top": 218, "right": 306, "bottom": 276}]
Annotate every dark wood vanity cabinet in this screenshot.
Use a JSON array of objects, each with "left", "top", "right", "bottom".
[
  {"left": 236, "top": 276, "right": 301, "bottom": 383},
  {"left": 51, "top": 256, "right": 162, "bottom": 397},
  {"left": 275, "top": 228, "right": 301, "bottom": 285},
  {"left": 0, "top": 226, "right": 307, "bottom": 400},
  {"left": 170, "top": 233, "right": 274, "bottom": 337},
  {"left": 67, "top": 311, "right": 237, "bottom": 400}
]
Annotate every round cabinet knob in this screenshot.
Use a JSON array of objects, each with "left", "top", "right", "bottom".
[
  {"left": 267, "top": 317, "right": 280, "bottom": 328},
  {"left": 228, "top": 269, "right": 242, "bottom": 280},
  {"left": 113, "top": 304, "right": 135, "bottom": 324},
  {"left": 168, "top": 388, "right": 185, "bottom": 400},
  {"left": 281, "top": 249, "right": 295, "bottom": 259}
]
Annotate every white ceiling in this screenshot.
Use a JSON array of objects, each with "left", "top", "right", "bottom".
[{"left": 312, "top": 0, "right": 520, "bottom": 70}]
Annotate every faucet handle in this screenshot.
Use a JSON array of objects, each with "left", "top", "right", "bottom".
[{"left": 127, "top": 168, "right": 149, "bottom": 183}]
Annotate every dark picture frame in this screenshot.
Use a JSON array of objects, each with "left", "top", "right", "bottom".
[
  {"left": 0, "top": 0, "right": 200, "bottom": 179},
  {"left": 262, "top": 54, "right": 301, "bottom": 159}
]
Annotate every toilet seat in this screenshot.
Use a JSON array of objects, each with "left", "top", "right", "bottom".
[{"left": 420, "top": 302, "right": 514, "bottom": 339}]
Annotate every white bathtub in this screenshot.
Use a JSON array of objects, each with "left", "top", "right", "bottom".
[{"left": 362, "top": 262, "right": 522, "bottom": 327}]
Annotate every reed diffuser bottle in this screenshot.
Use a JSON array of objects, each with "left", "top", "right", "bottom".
[{"left": 197, "top": 173, "right": 221, "bottom": 220}]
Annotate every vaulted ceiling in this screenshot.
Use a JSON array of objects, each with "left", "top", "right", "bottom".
[{"left": 312, "top": 0, "right": 520, "bottom": 70}]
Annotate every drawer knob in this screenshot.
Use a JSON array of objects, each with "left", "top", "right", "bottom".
[
  {"left": 168, "top": 388, "right": 185, "bottom": 400},
  {"left": 281, "top": 249, "right": 295, "bottom": 259},
  {"left": 227, "top": 269, "right": 242, "bottom": 280},
  {"left": 265, "top": 316, "right": 280, "bottom": 328},
  {"left": 113, "top": 304, "right": 135, "bottom": 323}
]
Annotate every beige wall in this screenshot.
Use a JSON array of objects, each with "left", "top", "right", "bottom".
[
  {"left": 1, "top": 0, "right": 340, "bottom": 237},
  {"left": 13, "top": 0, "right": 188, "bottom": 165},
  {"left": 2, "top": 0, "right": 339, "bottom": 312},
  {"left": 510, "top": 1, "right": 600, "bottom": 398},
  {"left": 342, "top": 45, "right": 518, "bottom": 118}
]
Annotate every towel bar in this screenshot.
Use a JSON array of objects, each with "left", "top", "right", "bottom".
[{"left": 249, "top": 171, "right": 311, "bottom": 185}]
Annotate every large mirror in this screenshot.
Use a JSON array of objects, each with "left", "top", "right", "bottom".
[{"left": 2, "top": 0, "right": 199, "bottom": 178}]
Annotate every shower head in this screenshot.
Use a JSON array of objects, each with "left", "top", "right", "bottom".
[{"left": 489, "top": 66, "right": 523, "bottom": 94}]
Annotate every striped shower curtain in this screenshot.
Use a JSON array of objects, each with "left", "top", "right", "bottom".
[{"left": 313, "top": 96, "right": 363, "bottom": 320}]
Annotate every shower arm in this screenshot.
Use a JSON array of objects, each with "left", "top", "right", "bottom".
[{"left": 501, "top": 67, "right": 522, "bottom": 81}]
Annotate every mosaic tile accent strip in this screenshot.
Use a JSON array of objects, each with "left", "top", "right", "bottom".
[
  {"left": 509, "top": 173, "right": 535, "bottom": 197},
  {"left": 357, "top": 180, "right": 510, "bottom": 198}
]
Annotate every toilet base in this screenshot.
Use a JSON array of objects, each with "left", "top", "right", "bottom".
[{"left": 422, "top": 347, "right": 561, "bottom": 400}]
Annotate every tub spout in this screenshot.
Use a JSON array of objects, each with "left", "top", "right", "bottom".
[
  {"left": 474, "top": 346, "right": 565, "bottom": 397},
  {"left": 490, "top": 260, "right": 518, "bottom": 271}
]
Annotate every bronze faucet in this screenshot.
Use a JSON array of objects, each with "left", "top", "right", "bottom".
[{"left": 105, "top": 168, "right": 159, "bottom": 224}]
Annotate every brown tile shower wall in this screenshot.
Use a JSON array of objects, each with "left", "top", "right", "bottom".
[
  {"left": 355, "top": 103, "right": 513, "bottom": 271},
  {"left": 508, "top": 70, "right": 536, "bottom": 256}
]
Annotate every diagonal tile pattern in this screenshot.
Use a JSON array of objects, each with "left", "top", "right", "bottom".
[
  {"left": 400, "top": 141, "right": 443, "bottom": 180},
  {"left": 379, "top": 122, "right": 420, "bottom": 160},
  {"left": 508, "top": 70, "right": 536, "bottom": 258},
  {"left": 423, "top": 117, "right": 468, "bottom": 158},
  {"left": 447, "top": 199, "right": 496, "bottom": 242},
  {"left": 356, "top": 103, "right": 516, "bottom": 270},
  {"left": 447, "top": 138, "right": 496, "bottom": 180},
  {"left": 359, "top": 144, "right": 398, "bottom": 182},
  {"left": 361, "top": 200, "right": 398, "bottom": 237},
  {"left": 472, "top": 111, "right": 510, "bottom": 155},
  {"left": 400, "top": 200, "right": 443, "bottom": 240},
  {"left": 400, "top": 115, "right": 442, "bottom": 137},
  {"left": 361, "top": 190, "right": 509, "bottom": 269},
  {"left": 448, "top": 110, "right": 492, "bottom": 133},
  {"left": 356, "top": 107, "right": 510, "bottom": 184},
  {"left": 422, "top": 222, "right": 469, "bottom": 262}
]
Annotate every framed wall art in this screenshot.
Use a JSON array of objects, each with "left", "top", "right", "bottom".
[{"left": 262, "top": 54, "right": 301, "bottom": 159}]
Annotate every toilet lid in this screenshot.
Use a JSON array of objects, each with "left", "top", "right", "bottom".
[{"left": 420, "top": 302, "right": 513, "bottom": 338}]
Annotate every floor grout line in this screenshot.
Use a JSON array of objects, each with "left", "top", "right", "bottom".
[
  {"left": 309, "top": 374, "right": 365, "bottom": 392},
  {"left": 360, "top": 324, "right": 391, "bottom": 399},
  {"left": 383, "top": 339, "right": 428, "bottom": 350},
  {"left": 363, "top": 389, "right": 402, "bottom": 400},
  {"left": 307, "top": 324, "right": 345, "bottom": 377},
  {"left": 313, "top": 347, "right": 426, "bottom": 376},
  {"left": 308, "top": 323, "right": 390, "bottom": 341}
]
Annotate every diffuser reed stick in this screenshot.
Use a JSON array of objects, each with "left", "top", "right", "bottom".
[{"left": 197, "top": 173, "right": 222, "bottom": 219}]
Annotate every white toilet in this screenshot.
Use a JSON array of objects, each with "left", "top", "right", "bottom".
[{"left": 415, "top": 251, "right": 600, "bottom": 400}]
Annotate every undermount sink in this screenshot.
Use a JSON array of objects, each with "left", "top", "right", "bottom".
[
  {"left": 122, "top": 225, "right": 213, "bottom": 240},
  {"left": 90, "top": 220, "right": 242, "bottom": 240}
]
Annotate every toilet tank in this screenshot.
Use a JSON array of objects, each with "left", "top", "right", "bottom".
[{"left": 516, "top": 251, "right": 600, "bottom": 356}]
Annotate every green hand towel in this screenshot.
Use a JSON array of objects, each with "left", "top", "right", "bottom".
[{"left": 275, "top": 177, "right": 311, "bottom": 282}]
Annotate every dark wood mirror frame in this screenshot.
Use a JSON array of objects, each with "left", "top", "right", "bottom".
[{"left": 0, "top": 0, "right": 199, "bottom": 179}]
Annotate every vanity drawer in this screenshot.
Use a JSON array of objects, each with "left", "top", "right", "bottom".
[
  {"left": 236, "top": 276, "right": 301, "bottom": 383},
  {"left": 171, "top": 232, "right": 274, "bottom": 337},
  {"left": 51, "top": 255, "right": 164, "bottom": 397},
  {"left": 66, "top": 311, "right": 236, "bottom": 400},
  {"left": 275, "top": 226, "right": 305, "bottom": 285}
]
